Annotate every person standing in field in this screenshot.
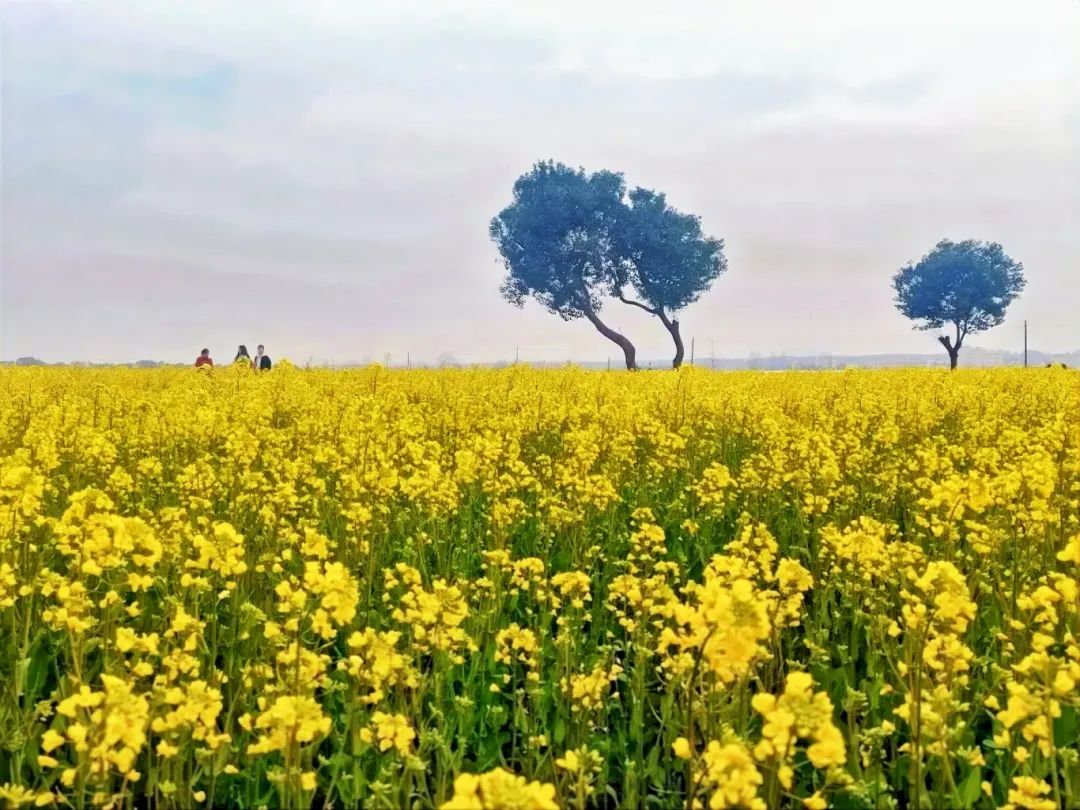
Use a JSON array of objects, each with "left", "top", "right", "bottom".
[
  {"left": 234, "top": 345, "right": 251, "bottom": 365},
  {"left": 195, "top": 348, "right": 214, "bottom": 369},
  {"left": 253, "top": 344, "right": 272, "bottom": 371}
]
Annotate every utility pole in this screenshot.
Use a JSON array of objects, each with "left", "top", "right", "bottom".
[
  {"left": 710, "top": 340, "right": 715, "bottom": 370},
  {"left": 1024, "top": 320, "right": 1028, "bottom": 368},
  {"left": 690, "top": 337, "right": 695, "bottom": 366},
  {"left": 515, "top": 346, "right": 519, "bottom": 365}
]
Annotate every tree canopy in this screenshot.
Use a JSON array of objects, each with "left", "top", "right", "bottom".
[
  {"left": 490, "top": 161, "right": 638, "bottom": 369},
  {"left": 491, "top": 162, "right": 726, "bottom": 370},
  {"left": 614, "top": 188, "right": 726, "bottom": 367},
  {"left": 892, "top": 239, "right": 1025, "bottom": 369}
]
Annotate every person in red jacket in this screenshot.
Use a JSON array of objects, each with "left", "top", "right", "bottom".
[{"left": 195, "top": 348, "right": 214, "bottom": 369}]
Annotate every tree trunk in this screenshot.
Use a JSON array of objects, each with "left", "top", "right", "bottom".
[
  {"left": 938, "top": 335, "right": 959, "bottom": 370},
  {"left": 583, "top": 308, "right": 637, "bottom": 370},
  {"left": 657, "top": 310, "right": 684, "bottom": 369}
]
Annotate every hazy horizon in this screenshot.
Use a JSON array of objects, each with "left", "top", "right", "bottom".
[
  {"left": 6, "top": 344, "right": 1078, "bottom": 371},
  {"left": 3, "top": 0, "right": 1078, "bottom": 365}
]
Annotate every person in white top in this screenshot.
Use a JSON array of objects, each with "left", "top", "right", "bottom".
[{"left": 253, "top": 345, "right": 272, "bottom": 371}]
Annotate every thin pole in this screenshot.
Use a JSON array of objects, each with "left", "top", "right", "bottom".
[
  {"left": 710, "top": 340, "right": 715, "bottom": 370},
  {"left": 1024, "top": 321, "right": 1028, "bottom": 368},
  {"left": 515, "top": 346, "right": 519, "bottom": 365},
  {"left": 690, "top": 337, "right": 695, "bottom": 366}
]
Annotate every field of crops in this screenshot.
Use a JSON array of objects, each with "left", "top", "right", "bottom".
[{"left": 0, "top": 365, "right": 1078, "bottom": 809}]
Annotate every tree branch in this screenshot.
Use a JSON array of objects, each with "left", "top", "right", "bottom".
[{"left": 616, "top": 295, "right": 660, "bottom": 317}]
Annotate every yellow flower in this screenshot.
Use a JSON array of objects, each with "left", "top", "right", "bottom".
[
  {"left": 1056, "top": 534, "right": 1080, "bottom": 565},
  {"left": 7, "top": 361, "right": 1080, "bottom": 805},
  {"left": 659, "top": 577, "right": 772, "bottom": 686},
  {"left": 365, "top": 712, "right": 415, "bottom": 756},
  {"left": 440, "top": 768, "right": 558, "bottom": 810},
  {"left": 246, "top": 695, "right": 331, "bottom": 756},
  {"left": 696, "top": 739, "right": 765, "bottom": 810},
  {"left": 672, "top": 737, "right": 693, "bottom": 760},
  {"left": 1002, "top": 776, "right": 1055, "bottom": 810},
  {"left": 560, "top": 662, "right": 623, "bottom": 713},
  {"left": 40, "top": 730, "right": 65, "bottom": 754},
  {"left": 555, "top": 750, "right": 580, "bottom": 773},
  {"left": 752, "top": 672, "right": 845, "bottom": 774}
]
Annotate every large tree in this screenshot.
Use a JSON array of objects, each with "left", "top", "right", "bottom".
[
  {"left": 491, "top": 161, "right": 638, "bottom": 370},
  {"left": 613, "top": 188, "right": 726, "bottom": 368},
  {"left": 892, "top": 239, "right": 1026, "bottom": 369}
]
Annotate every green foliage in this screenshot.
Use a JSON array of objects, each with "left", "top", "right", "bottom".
[
  {"left": 490, "top": 161, "right": 627, "bottom": 322},
  {"left": 892, "top": 239, "right": 1026, "bottom": 358},
  {"left": 491, "top": 162, "right": 725, "bottom": 369},
  {"left": 615, "top": 187, "right": 726, "bottom": 317}
]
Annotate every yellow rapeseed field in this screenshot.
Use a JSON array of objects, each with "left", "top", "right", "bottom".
[{"left": 1, "top": 364, "right": 1078, "bottom": 810}]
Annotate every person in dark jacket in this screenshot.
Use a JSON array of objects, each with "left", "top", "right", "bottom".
[{"left": 253, "top": 345, "right": 272, "bottom": 371}]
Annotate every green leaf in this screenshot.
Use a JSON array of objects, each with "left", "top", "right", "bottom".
[
  {"left": 1055, "top": 705, "right": 1078, "bottom": 748},
  {"left": 959, "top": 767, "right": 984, "bottom": 807},
  {"left": 828, "top": 788, "right": 874, "bottom": 810},
  {"left": 20, "top": 631, "right": 52, "bottom": 702},
  {"left": 646, "top": 743, "right": 664, "bottom": 786}
]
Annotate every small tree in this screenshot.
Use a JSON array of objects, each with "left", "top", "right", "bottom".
[
  {"left": 614, "top": 188, "right": 726, "bottom": 368},
  {"left": 892, "top": 239, "right": 1025, "bottom": 369},
  {"left": 491, "top": 161, "right": 638, "bottom": 370}
]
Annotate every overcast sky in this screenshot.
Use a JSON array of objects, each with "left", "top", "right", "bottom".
[{"left": 2, "top": 0, "right": 1078, "bottom": 364}]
